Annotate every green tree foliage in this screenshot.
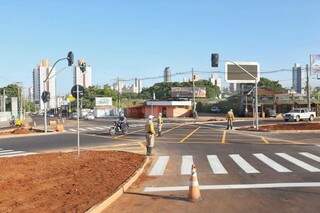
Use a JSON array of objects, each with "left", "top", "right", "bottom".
[
  {"left": 0, "top": 84, "right": 19, "bottom": 97},
  {"left": 258, "top": 77, "right": 286, "bottom": 92},
  {"left": 140, "top": 80, "right": 220, "bottom": 100},
  {"left": 25, "top": 101, "right": 36, "bottom": 112}
]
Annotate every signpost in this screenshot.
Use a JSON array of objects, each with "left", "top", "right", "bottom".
[
  {"left": 71, "top": 84, "right": 84, "bottom": 157},
  {"left": 225, "top": 61, "right": 260, "bottom": 129}
]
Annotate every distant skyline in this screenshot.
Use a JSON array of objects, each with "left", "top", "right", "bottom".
[{"left": 0, "top": 0, "right": 319, "bottom": 94}]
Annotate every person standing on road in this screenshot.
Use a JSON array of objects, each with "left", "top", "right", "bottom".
[
  {"left": 145, "top": 115, "right": 156, "bottom": 156},
  {"left": 157, "top": 112, "right": 163, "bottom": 137},
  {"left": 226, "top": 109, "right": 235, "bottom": 130}
]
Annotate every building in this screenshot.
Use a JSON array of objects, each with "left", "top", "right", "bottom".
[
  {"left": 292, "top": 63, "right": 305, "bottom": 94},
  {"left": 27, "top": 86, "right": 33, "bottom": 102},
  {"left": 125, "top": 100, "right": 192, "bottom": 118},
  {"left": 33, "top": 59, "right": 56, "bottom": 110},
  {"left": 229, "top": 83, "right": 237, "bottom": 93},
  {"left": 164, "top": 67, "right": 172, "bottom": 82},
  {"left": 134, "top": 78, "right": 143, "bottom": 93},
  {"left": 73, "top": 61, "right": 92, "bottom": 88},
  {"left": 209, "top": 74, "right": 222, "bottom": 89},
  {"left": 112, "top": 80, "right": 124, "bottom": 94}
]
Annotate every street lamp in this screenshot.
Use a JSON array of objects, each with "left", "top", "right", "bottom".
[
  {"left": 43, "top": 51, "right": 74, "bottom": 133},
  {"left": 225, "top": 60, "right": 260, "bottom": 130}
]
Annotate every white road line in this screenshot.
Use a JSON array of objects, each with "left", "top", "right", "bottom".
[
  {"left": 229, "top": 154, "right": 260, "bottom": 174},
  {"left": 299, "top": 152, "right": 320, "bottom": 163},
  {"left": 69, "top": 129, "right": 77, "bottom": 132},
  {"left": 1, "top": 152, "right": 36, "bottom": 158},
  {"left": 149, "top": 156, "right": 170, "bottom": 176},
  {"left": 0, "top": 150, "right": 14, "bottom": 153},
  {"left": 207, "top": 155, "right": 228, "bottom": 174},
  {"left": 95, "top": 127, "right": 105, "bottom": 130},
  {"left": 181, "top": 155, "right": 194, "bottom": 175},
  {"left": 78, "top": 128, "right": 86, "bottom": 131},
  {"left": 86, "top": 127, "right": 97, "bottom": 131},
  {"left": 0, "top": 151, "right": 25, "bottom": 156},
  {"left": 253, "top": 153, "right": 292, "bottom": 173},
  {"left": 144, "top": 182, "right": 320, "bottom": 192},
  {"left": 276, "top": 153, "right": 320, "bottom": 172}
]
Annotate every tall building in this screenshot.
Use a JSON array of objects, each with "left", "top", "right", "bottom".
[
  {"left": 134, "top": 78, "right": 143, "bottom": 93},
  {"left": 209, "top": 74, "right": 222, "bottom": 89},
  {"left": 292, "top": 63, "right": 305, "bottom": 94},
  {"left": 164, "top": 67, "right": 172, "bottom": 82},
  {"left": 113, "top": 80, "right": 124, "bottom": 94},
  {"left": 73, "top": 60, "right": 92, "bottom": 88},
  {"left": 33, "top": 59, "right": 56, "bottom": 110}
]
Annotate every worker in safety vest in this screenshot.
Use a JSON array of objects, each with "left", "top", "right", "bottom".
[
  {"left": 145, "top": 115, "right": 156, "bottom": 156},
  {"left": 157, "top": 112, "right": 163, "bottom": 137},
  {"left": 226, "top": 109, "right": 235, "bottom": 130}
]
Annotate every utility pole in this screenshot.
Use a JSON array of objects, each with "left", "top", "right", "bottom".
[
  {"left": 76, "top": 84, "right": 80, "bottom": 157},
  {"left": 191, "top": 68, "right": 197, "bottom": 119},
  {"left": 306, "top": 64, "right": 311, "bottom": 111},
  {"left": 117, "top": 77, "right": 120, "bottom": 115}
]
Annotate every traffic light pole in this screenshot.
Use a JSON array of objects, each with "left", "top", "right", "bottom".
[
  {"left": 43, "top": 82, "right": 48, "bottom": 133},
  {"left": 77, "top": 84, "right": 80, "bottom": 157},
  {"left": 226, "top": 60, "right": 259, "bottom": 130},
  {"left": 192, "top": 68, "right": 198, "bottom": 119}
]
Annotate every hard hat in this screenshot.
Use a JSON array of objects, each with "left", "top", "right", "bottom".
[
  {"left": 159, "top": 112, "right": 162, "bottom": 116},
  {"left": 148, "top": 115, "right": 154, "bottom": 120}
]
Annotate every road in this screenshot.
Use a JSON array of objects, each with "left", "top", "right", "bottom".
[{"left": 0, "top": 118, "right": 320, "bottom": 212}]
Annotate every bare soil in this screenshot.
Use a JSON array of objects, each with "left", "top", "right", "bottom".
[
  {"left": 238, "top": 122, "right": 320, "bottom": 131},
  {"left": 0, "top": 151, "right": 145, "bottom": 213},
  {"left": 0, "top": 128, "right": 43, "bottom": 136}
]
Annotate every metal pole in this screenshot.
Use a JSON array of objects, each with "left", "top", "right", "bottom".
[
  {"left": 117, "top": 77, "right": 120, "bottom": 115},
  {"left": 192, "top": 68, "right": 197, "bottom": 119},
  {"left": 44, "top": 82, "right": 48, "bottom": 133},
  {"left": 77, "top": 84, "right": 80, "bottom": 157},
  {"left": 255, "top": 79, "right": 259, "bottom": 130},
  {"left": 308, "top": 56, "right": 312, "bottom": 111}
]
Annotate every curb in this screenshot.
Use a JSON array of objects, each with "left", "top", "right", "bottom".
[
  {"left": 86, "top": 156, "right": 150, "bottom": 213},
  {"left": 0, "top": 131, "right": 58, "bottom": 139}
]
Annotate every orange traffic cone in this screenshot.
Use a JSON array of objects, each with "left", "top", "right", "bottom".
[{"left": 188, "top": 164, "right": 201, "bottom": 202}]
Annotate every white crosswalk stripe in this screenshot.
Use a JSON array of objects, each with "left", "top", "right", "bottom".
[
  {"left": 276, "top": 153, "right": 320, "bottom": 172},
  {"left": 299, "top": 152, "right": 320, "bottom": 163},
  {"left": 181, "top": 155, "right": 194, "bottom": 175},
  {"left": 0, "top": 148, "right": 36, "bottom": 158},
  {"left": 149, "top": 156, "right": 169, "bottom": 176},
  {"left": 229, "top": 154, "right": 260, "bottom": 174},
  {"left": 148, "top": 152, "right": 320, "bottom": 177},
  {"left": 253, "top": 153, "right": 292, "bottom": 173},
  {"left": 207, "top": 155, "right": 228, "bottom": 174}
]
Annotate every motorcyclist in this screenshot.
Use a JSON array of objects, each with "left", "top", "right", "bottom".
[{"left": 116, "top": 112, "right": 127, "bottom": 131}]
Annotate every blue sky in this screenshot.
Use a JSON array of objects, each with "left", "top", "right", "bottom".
[{"left": 0, "top": 0, "right": 319, "bottom": 94}]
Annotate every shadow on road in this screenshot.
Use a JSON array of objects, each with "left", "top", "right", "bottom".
[{"left": 125, "top": 192, "right": 189, "bottom": 202}]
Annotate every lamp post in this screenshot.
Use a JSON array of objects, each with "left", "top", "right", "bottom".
[
  {"left": 42, "top": 51, "right": 74, "bottom": 133},
  {"left": 225, "top": 61, "right": 259, "bottom": 130}
]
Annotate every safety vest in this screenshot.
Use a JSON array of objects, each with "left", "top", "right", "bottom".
[
  {"left": 145, "top": 121, "right": 156, "bottom": 134},
  {"left": 157, "top": 116, "right": 163, "bottom": 125}
]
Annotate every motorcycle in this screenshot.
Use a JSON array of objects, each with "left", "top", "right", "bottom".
[{"left": 109, "top": 121, "right": 129, "bottom": 136}]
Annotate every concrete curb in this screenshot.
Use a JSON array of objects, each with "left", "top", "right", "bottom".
[
  {"left": 86, "top": 156, "right": 150, "bottom": 213},
  {"left": 0, "top": 131, "right": 58, "bottom": 139}
]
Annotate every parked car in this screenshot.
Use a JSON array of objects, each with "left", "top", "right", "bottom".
[
  {"left": 266, "top": 109, "right": 276, "bottom": 118},
  {"left": 284, "top": 108, "right": 316, "bottom": 122},
  {"left": 84, "top": 113, "right": 95, "bottom": 120},
  {"left": 210, "top": 106, "right": 221, "bottom": 113}
]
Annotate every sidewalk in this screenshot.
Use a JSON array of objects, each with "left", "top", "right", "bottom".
[{"left": 0, "top": 121, "right": 9, "bottom": 129}]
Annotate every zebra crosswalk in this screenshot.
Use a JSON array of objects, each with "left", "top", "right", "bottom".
[
  {"left": 0, "top": 148, "right": 36, "bottom": 158},
  {"left": 65, "top": 124, "right": 145, "bottom": 133},
  {"left": 148, "top": 152, "right": 320, "bottom": 176}
]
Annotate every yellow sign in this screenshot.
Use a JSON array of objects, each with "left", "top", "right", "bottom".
[{"left": 67, "top": 95, "right": 76, "bottom": 103}]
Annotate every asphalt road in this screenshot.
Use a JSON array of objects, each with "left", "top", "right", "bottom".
[{"left": 1, "top": 119, "right": 320, "bottom": 212}]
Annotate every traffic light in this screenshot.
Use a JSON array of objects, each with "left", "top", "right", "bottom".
[
  {"left": 78, "top": 59, "right": 86, "bottom": 73},
  {"left": 211, "top": 53, "right": 219, "bottom": 67},
  {"left": 67, "top": 51, "right": 74, "bottom": 66},
  {"left": 41, "top": 91, "right": 50, "bottom": 103}
]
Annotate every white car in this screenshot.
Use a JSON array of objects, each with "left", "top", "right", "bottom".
[
  {"left": 84, "top": 113, "right": 95, "bottom": 120},
  {"left": 284, "top": 108, "right": 316, "bottom": 122}
]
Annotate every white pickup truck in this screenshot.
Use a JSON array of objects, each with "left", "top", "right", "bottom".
[{"left": 284, "top": 108, "right": 316, "bottom": 122}]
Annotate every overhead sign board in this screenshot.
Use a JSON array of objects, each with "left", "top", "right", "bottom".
[
  {"left": 95, "top": 97, "right": 112, "bottom": 106},
  {"left": 171, "top": 87, "right": 206, "bottom": 98},
  {"left": 225, "top": 61, "right": 260, "bottom": 83}
]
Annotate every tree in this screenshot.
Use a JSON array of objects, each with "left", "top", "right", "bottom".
[
  {"left": 0, "top": 84, "right": 19, "bottom": 97},
  {"left": 81, "top": 85, "right": 117, "bottom": 109},
  {"left": 258, "top": 77, "right": 285, "bottom": 92}
]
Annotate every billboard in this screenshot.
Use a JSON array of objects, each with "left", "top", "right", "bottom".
[
  {"left": 225, "top": 62, "right": 260, "bottom": 83},
  {"left": 95, "top": 97, "right": 112, "bottom": 106},
  {"left": 171, "top": 87, "right": 206, "bottom": 98}
]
